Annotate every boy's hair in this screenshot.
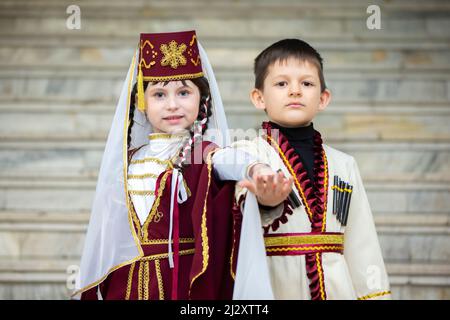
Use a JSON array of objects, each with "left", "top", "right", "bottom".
[{"left": 254, "top": 39, "right": 327, "bottom": 92}]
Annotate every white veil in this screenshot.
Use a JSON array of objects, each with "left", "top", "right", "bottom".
[{"left": 73, "top": 40, "right": 230, "bottom": 298}]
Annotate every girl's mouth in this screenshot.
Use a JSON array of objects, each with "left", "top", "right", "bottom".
[{"left": 163, "top": 115, "right": 184, "bottom": 124}]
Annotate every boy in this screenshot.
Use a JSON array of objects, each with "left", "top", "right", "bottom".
[{"left": 234, "top": 39, "right": 391, "bottom": 300}]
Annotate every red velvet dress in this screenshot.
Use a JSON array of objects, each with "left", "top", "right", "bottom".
[{"left": 81, "top": 141, "right": 242, "bottom": 300}]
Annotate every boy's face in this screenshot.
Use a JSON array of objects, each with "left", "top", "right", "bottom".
[
  {"left": 142, "top": 80, "right": 200, "bottom": 134},
  {"left": 251, "top": 58, "right": 331, "bottom": 128}
]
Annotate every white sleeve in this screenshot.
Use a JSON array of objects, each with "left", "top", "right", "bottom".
[
  {"left": 211, "top": 147, "right": 258, "bottom": 181},
  {"left": 343, "top": 158, "right": 392, "bottom": 300}
]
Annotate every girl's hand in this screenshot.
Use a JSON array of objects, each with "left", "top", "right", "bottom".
[{"left": 238, "top": 164, "right": 293, "bottom": 207}]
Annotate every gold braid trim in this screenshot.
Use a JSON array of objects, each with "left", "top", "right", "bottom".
[
  {"left": 129, "top": 198, "right": 142, "bottom": 240},
  {"left": 137, "top": 261, "right": 143, "bottom": 300},
  {"left": 142, "top": 72, "right": 204, "bottom": 82},
  {"left": 148, "top": 133, "right": 185, "bottom": 141},
  {"left": 316, "top": 253, "right": 326, "bottom": 300},
  {"left": 321, "top": 151, "right": 329, "bottom": 233},
  {"left": 267, "top": 245, "right": 343, "bottom": 253},
  {"left": 139, "top": 248, "right": 195, "bottom": 261},
  {"left": 358, "top": 291, "right": 391, "bottom": 300},
  {"left": 142, "top": 170, "right": 172, "bottom": 241},
  {"left": 141, "top": 238, "right": 195, "bottom": 245},
  {"left": 130, "top": 157, "right": 171, "bottom": 165},
  {"left": 155, "top": 259, "right": 164, "bottom": 300},
  {"left": 129, "top": 190, "right": 155, "bottom": 196},
  {"left": 265, "top": 234, "right": 343, "bottom": 247},
  {"left": 128, "top": 173, "right": 159, "bottom": 179},
  {"left": 125, "top": 262, "right": 135, "bottom": 300},
  {"left": 143, "top": 261, "right": 150, "bottom": 300},
  {"left": 189, "top": 151, "right": 213, "bottom": 293}
]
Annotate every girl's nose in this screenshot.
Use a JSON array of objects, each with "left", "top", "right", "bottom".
[{"left": 166, "top": 96, "right": 179, "bottom": 111}]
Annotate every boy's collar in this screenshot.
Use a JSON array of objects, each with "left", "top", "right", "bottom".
[{"left": 266, "top": 121, "right": 315, "bottom": 141}]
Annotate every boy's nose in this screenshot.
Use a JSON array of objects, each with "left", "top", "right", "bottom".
[
  {"left": 289, "top": 89, "right": 302, "bottom": 97},
  {"left": 289, "top": 88, "right": 302, "bottom": 97}
]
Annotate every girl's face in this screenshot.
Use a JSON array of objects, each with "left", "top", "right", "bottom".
[{"left": 144, "top": 80, "right": 201, "bottom": 134}]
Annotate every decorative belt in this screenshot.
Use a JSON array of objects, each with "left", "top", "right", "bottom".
[
  {"left": 264, "top": 232, "right": 344, "bottom": 256},
  {"left": 140, "top": 238, "right": 195, "bottom": 257}
]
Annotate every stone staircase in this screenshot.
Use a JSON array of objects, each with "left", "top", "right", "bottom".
[{"left": 0, "top": 0, "right": 449, "bottom": 299}]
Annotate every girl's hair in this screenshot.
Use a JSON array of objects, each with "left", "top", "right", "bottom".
[{"left": 127, "top": 77, "right": 212, "bottom": 170}]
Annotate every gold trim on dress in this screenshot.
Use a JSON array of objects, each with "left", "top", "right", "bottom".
[
  {"left": 138, "top": 261, "right": 143, "bottom": 300},
  {"left": 143, "top": 261, "right": 150, "bottom": 300},
  {"left": 129, "top": 190, "right": 155, "bottom": 196},
  {"left": 125, "top": 262, "right": 135, "bottom": 300},
  {"left": 141, "top": 238, "right": 195, "bottom": 245},
  {"left": 358, "top": 291, "right": 391, "bottom": 300},
  {"left": 128, "top": 173, "right": 159, "bottom": 179},
  {"left": 148, "top": 133, "right": 186, "bottom": 141},
  {"left": 130, "top": 157, "right": 171, "bottom": 166},
  {"left": 189, "top": 151, "right": 213, "bottom": 292},
  {"left": 139, "top": 248, "right": 195, "bottom": 261},
  {"left": 155, "top": 259, "right": 164, "bottom": 300},
  {"left": 142, "top": 170, "right": 172, "bottom": 241}
]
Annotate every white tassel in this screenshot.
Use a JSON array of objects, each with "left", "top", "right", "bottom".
[{"left": 167, "top": 168, "right": 179, "bottom": 269}]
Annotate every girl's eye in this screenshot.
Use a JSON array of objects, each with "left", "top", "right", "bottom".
[
  {"left": 153, "top": 92, "right": 165, "bottom": 98},
  {"left": 179, "top": 90, "right": 190, "bottom": 97},
  {"left": 276, "top": 81, "right": 287, "bottom": 87}
]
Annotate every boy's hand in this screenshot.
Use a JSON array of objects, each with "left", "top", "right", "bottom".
[{"left": 238, "top": 164, "right": 293, "bottom": 207}]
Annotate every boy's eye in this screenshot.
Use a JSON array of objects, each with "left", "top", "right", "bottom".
[
  {"left": 275, "top": 81, "right": 287, "bottom": 87},
  {"left": 303, "top": 81, "right": 314, "bottom": 87}
]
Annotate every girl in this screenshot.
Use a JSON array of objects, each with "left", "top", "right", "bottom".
[{"left": 73, "top": 30, "right": 291, "bottom": 300}]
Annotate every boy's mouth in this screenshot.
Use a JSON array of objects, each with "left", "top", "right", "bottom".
[{"left": 286, "top": 102, "right": 305, "bottom": 108}]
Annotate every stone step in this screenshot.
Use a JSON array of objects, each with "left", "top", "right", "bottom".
[
  {"left": 1, "top": 210, "right": 447, "bottom": 227},
  {"left": 2, "top": 46, "right": 450, "bottom": 72},
  {"left": 0, "top": 259, "right": 449, "bottom": 299},
  {"left": 2, "top": 0, "right": 450, "bottom": 19},
  {"left": 2, "top": 33, "right": 449, "bottom": 51},
  {"left": 1, "top": 103, "right": 450, "bottom": 142},
  {"left": 0, "top": 176, "right": 448, "bottom": 213},
  {"left": 1, "top": 10, "right": 449, "bottom": 40},
  {"left": 0, "top": 209, "right": 449, "bottom": 261},
  {"left": 1, "top": 141, "right": 449, "bottom": 181},
  {"left": 1, "top": 73, "right": 449, "bottom": 104}
]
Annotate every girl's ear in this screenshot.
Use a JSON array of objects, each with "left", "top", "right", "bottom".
[
  {"left": 250, "top": 88, "right": 266, "bottom": 110},
  {"left": 318, "top": 88, "right": 332, "bottom": 112}
]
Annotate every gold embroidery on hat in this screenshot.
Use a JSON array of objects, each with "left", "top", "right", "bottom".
[
  {"left": 191, "top": 56, "right": 201, "bottom": 66},
  {"left": 140, "top": 40, "right": 156, "bottom": 69},
  {"left": 189, "top": 34, "right": 197, "bottom": 46},
  {"left": 160, "top": 40, "right": 187, "bottom": 69}
]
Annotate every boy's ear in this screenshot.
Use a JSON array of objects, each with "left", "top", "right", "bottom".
[
  {"left": 318, "top": 88, "right": 332, "bottom": 112},
  {"left": 250, "top": 88, "right": 266, "bottom": 110}
]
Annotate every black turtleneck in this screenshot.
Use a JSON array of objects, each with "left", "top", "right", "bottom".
[{"left": 270, "top": 121, "right": 316, "bottom": 182}]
